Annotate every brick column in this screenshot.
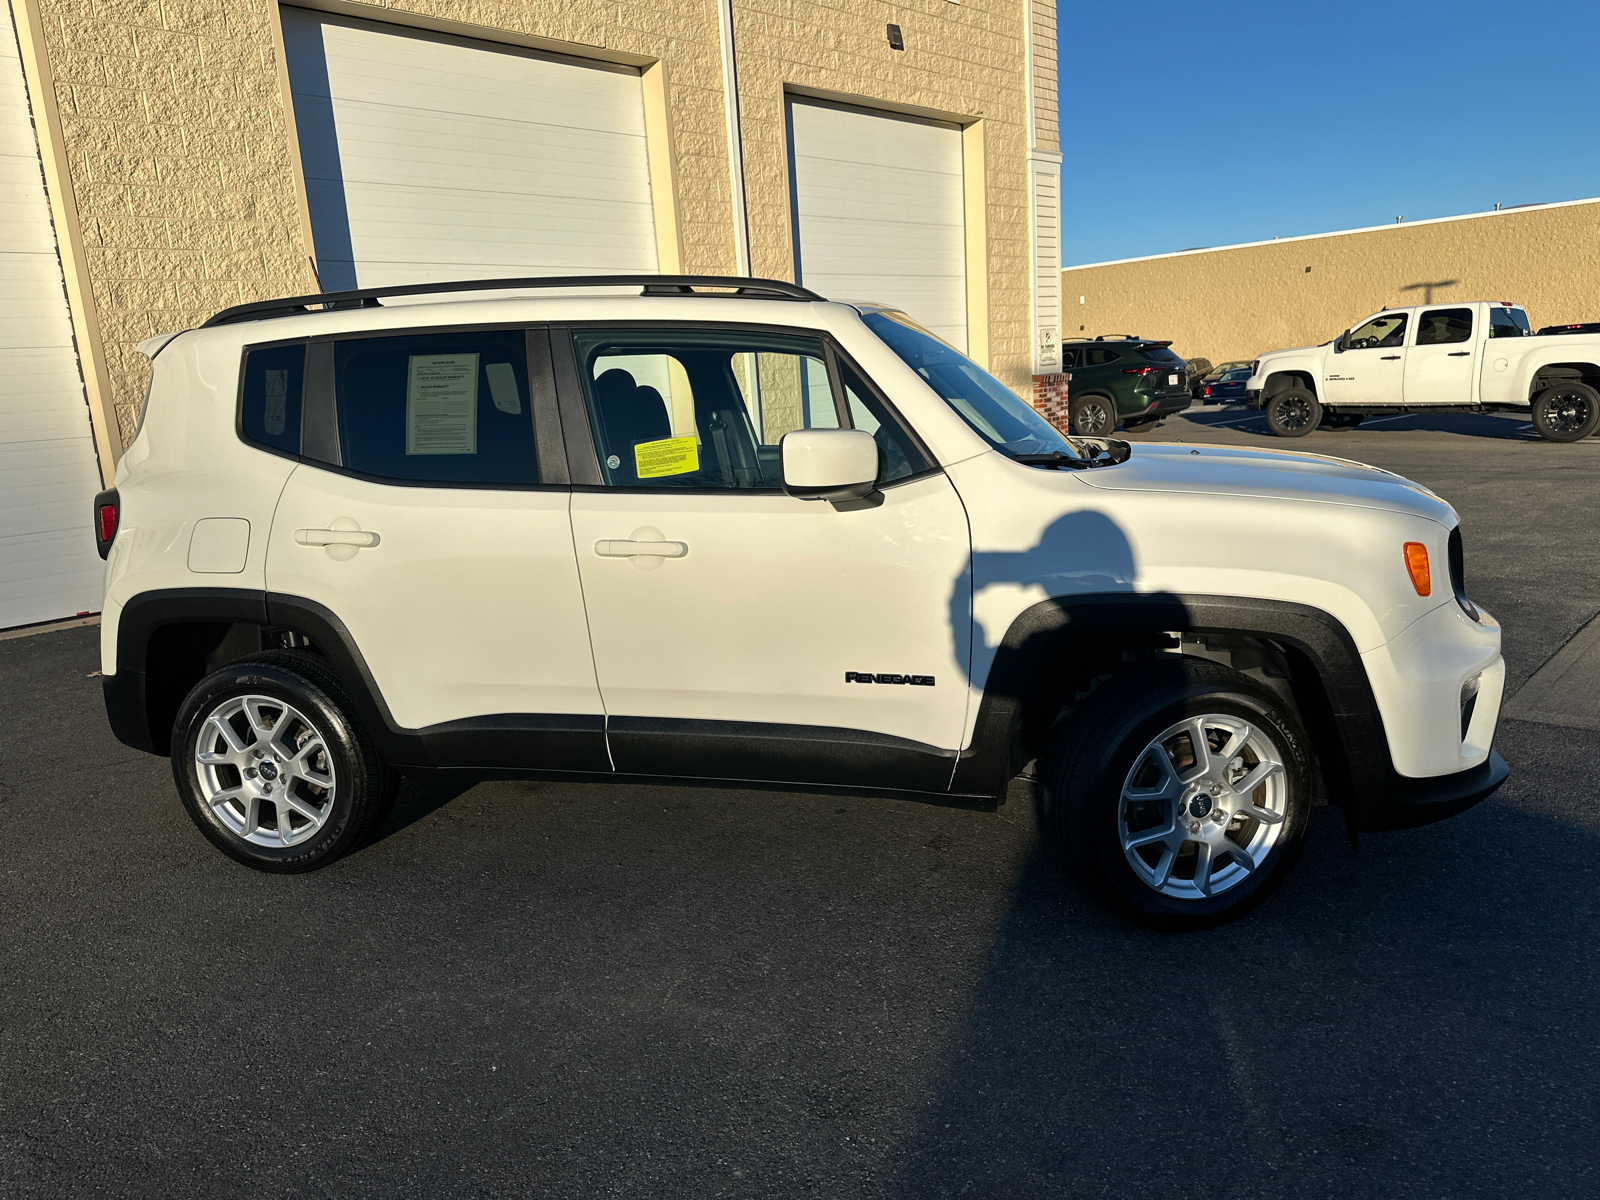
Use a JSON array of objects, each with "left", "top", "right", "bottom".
[{"left": 1032, "top": 373, "right": 1071, "bottom": 433}]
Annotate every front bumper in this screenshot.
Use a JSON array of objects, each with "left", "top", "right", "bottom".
[
  {"left": 1245, "top": 388, "right": 1262, "bottom": 408},
  {"left": 1357, "top": 750, "right": 1509, "bottom": 832}
]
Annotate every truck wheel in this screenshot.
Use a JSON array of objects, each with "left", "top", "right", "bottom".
[
  {"left": 171, "top": 652, "right": 399, "bottom": 873},
  {"left": 1069, "top": 394, "right": 1117, "bottom": 436},
  {"left": 1264, "top": 388, "right": 1320, "bottom": 437},
  {"left": 1041, "top": 658, "right": 1312, "bottom": 930},
  {"left": 1530, "top": 383, "right": 1600, "bottom": 442}
]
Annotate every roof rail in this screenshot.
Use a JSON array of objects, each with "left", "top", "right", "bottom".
[{"left": 201, "top": 274, "right": 826, "bottom": 328}]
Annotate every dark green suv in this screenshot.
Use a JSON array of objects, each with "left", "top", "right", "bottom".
[{"left": 1062, "top": 336, "right": 1192, "bottom": 435}]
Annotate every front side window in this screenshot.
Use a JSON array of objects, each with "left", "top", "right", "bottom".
[
  {"left": 332, "top": 329, "right": 538, "bottom": 485},
  {"left": 240, "top": 343, "right": 306, "bottom": 456},
  {"left": 1347, "top": 313, "right": 1408, "bottom": 350},
  {"left": 1416, "top": 308, "right": 1473, "bottom": 346},
  {"left": 863, "top": 310, "right": 1071, "bottom": 459},
  {"left": 572, "top": 328, "right": 923, "bottom": 489}
]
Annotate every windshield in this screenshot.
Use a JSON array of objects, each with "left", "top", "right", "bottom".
[{"left": 862, "top": 311, "right": 1073, "bottom": 458}]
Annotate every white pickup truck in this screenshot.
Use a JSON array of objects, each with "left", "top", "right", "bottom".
[{"left": 1246, "top": 301, "right": 1600, "bottom": 441}]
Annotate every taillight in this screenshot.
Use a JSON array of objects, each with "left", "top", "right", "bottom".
[
  {"left": 93, "top": 488, "right": 119, "bottom": 559},
  {"left": 1403, "top": 542, "right": 1430, "bottom": 596},
  {"left": 1204, "top": 385, "right": 1211, "bottom": 396},
  {"left": 1123, "top": 366, "right": 1157, "bottom": 375}
]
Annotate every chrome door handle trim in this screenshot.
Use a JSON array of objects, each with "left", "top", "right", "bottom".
[
  {"left": 296, "top": 528, "right": 380, "bottom": 547},
  {"left": 595, "top": 539, "right": 688, "bottom": 559}
]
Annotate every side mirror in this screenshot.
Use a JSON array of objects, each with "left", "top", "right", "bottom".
[
  {"left": 781, "top": 429, "right": 879, "bottom": 506},
  {"left": 1334, "top": 331, "right": 1347, "bottom": 353}
]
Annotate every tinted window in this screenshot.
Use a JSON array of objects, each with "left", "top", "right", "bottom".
[
  {"left": 332, "top": 330, "right": 538, "bottom": 485},
  {"left": 1221, "top": 369, "right": 1252, "bottom": 382},
  {"left": 573, "top": 328, "right": 836, "bottom": 489},
  {"left": 1060, "top": 348, "right": 1081, "bottom": 369},
  {"left": 1416, "top": 308, "right": 1473, "bottom": 346},
  {"left": 1084, "top": 348, "right": 1122, "bottom": 365},
  {"left": 863, "top": 310, "right": 1071, "bottom": 459},
  {"left": 1490, "top": 308, "right": 1530, "bottom": 338},
  {"left": 1347, "top": 313, "right": 1408, "bottom": 349},
  {"left": 1138, "top": 345, "right": 1184, "bottom": 364},
  {"left": 240, "top": 343, "right": 305, "bottom": 456}
]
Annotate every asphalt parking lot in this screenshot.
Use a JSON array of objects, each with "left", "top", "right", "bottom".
[{"left": 3, "top": 408, "right": 1597, "bottom": 1198}]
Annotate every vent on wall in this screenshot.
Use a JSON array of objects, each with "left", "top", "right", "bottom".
[{"left": 886, "top": 24, "right": 904, "bottom": 50}]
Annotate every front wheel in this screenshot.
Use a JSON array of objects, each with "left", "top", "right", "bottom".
[
  {"left": 1530, "top": 383, "right": 1600, "bottom": 442},
  {"left": 1264, "top": 388, "right": 1320, "bottom": 437},
  {"left": 171, "top": 653, "right": 398, "bottom": 872},
  {"left": 1069, "top": 394, "right": 1117, "bottom": 437},
  {"left": 1041, "top": 659, "right": 1313, "bottom": 929}
]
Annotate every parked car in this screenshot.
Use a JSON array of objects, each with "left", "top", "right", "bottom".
[
  {"left": 1184, "top": 358, "right": 1212, "bottom": 396},
  {"left": 1194, "top": 360, "right": 1252, "bottom": 400},
  {"left": 1249, "top": 301, "right": 1600, "bottom": 440},
  {"left": 96, "top": 274, "right": 1506, "bottom": 929},
  {"left": 1203, "top": 367, "right": 1253, "bottom": 404},
  {"left": 1536, "top": 322, "right": 1600, "bottom": 336},
  {"left": 1061, "top": 335, "right": 1192, "bottom": 435}
]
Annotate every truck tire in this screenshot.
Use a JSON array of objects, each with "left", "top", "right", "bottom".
[
  {"left": 1040, "top": 658, "right": 1312, "bottom": 930},
  {"left": 1264, "top": 388, "right": 1320, "bottom": 437},
  {"left": 1069, "top": 394, "right": 1117, "bottom": 437},
  {"left": 171, "top": 652, "right": 399, "bottom": 873},
  {"left": 1530, "top": 383, "right": 1600, "bottom": 442}
]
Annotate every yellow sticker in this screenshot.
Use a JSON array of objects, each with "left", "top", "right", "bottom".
[{"left": 634, "top": 436, "right": 699, "bottom": 479}]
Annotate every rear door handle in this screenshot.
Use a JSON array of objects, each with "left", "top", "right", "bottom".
[
  {"left": 296, "top": 528, "right": 380, "bottom": 547},
  {"left": 596, "top": 539, "right": 688, "bottom": 559},
  {"left": 1380, "top": 355, "right": 1402, "bottom": 360},
  {"left": 1447, "top": 351, "right": 1471, "bottom": 356}
]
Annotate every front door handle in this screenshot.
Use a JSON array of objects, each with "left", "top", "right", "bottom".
[
  {"left": 1380, "top": 355, "right": 1402, "bottom": 360},
  {"left": 1447, "top": 351, "right": 1471, "bottom": 357},
  {"left": 595, "top": 539, "right": 688, "bottom": 559}
]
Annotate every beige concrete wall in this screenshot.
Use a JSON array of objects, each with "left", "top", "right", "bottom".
[
  {"left": 21, "top": 0, "right": 1041, "bottom": 456},
  {"left": 1062, "top": 199, "right": 1600, "bottom": 367}
]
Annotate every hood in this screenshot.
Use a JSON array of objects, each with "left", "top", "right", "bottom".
[
  {"left": 1074, "top": 442, "right": 1457, "bottom": 525},
  {"left": 1255, "top": 343, "right": 1326, "bottom": 363}
]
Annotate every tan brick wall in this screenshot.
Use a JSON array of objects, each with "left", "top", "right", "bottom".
[
  {"left": 32, "top": 0, "right": 1041, "bottom": 447},
  {"left": 1063, "top": 200, "right": 1600, "bottom": 367}
]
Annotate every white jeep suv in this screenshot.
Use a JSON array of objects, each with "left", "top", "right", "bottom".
[{"left": 95, "top": 276, "right": 1508, "bottom": 928}]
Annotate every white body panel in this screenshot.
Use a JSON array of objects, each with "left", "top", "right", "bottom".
[
  {"left": 788, "top": 99, "right": 968, "bottom": 351},
  {"left": 266, "top": 466, "right": 601, "bottom": 729},
  {"left": 0, "top": 11, "right": 106, "bottom": 629},
  {"left": 569, "top": 474, "right": 972, "bottom": 749},
  {"left": 282, "top": 9, "right": 656, "bottom": 291}
]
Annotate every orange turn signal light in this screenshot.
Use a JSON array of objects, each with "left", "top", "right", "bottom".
[{"left": 1403, "top": 542, "right": 1431, "bottom": 596}]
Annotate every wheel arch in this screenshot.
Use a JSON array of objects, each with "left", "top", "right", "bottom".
[
  {"left": 1525, "top": 359, "right": 1600, "bottom": 401},
  {"left": 952, "top": 593, "right": 1389, "bottom": 823},
  {"left": 1263, "top": 369, "right": 1318, "bottom": 400}
]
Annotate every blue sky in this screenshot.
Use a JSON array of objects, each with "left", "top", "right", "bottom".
[{"left": 1059, "top": 0, "right": 1600, "bottom": 265}]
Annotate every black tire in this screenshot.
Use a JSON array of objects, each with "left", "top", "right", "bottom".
[
  {"left": 1530, "top": 383, "right": 1600, "bottom": 442},
  {"left": 1264, "top": 387, "right": 1321, "bottom": 437},
  {"left": 171, "top": 652, "right": 398, "bottom": 873},
  {"left": 1069, "top": 394, "right": 1117, "bottom": 437},
  {"left": 1040, "top": 658, "right": 1313, "bottom": 930}
]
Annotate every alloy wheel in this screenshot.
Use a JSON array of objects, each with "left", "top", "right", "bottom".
[
  {"left": 1117, "top": 713, "right": 1289, "bottom": 900},
  {"left": 1274, "top": 396, "right": 1312, "bottom": 431},
  {"left": 194, "top": 694, "right": 337, "bottom": 847},
  {"left": 1540, "top": 390, "right": 1592, "bottom": 435},
  {"left": 1075, "top": 401, "right": 1111, "bottom": 436}
]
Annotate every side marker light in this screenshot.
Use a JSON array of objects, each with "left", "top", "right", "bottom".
[{"left": 1403, "top": 542, "right": 1431, "bottom": 595}]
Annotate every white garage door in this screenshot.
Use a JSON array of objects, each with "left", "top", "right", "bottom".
[
  {"left": 787, "top": 99, "right": 968, "bottom": 351},
  {"left": 282, "top": 9, "right": 657, "bottom": 291},
  {"left": 0, "top": 3, "right": 105, "bottom": 630}
]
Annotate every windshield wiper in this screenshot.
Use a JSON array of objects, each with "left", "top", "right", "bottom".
[{"left": 1013, "top": 438, "right": 1132, "bottom": 469}]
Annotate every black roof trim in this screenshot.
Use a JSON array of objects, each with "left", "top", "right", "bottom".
[{"left": 201, "top": 275, "right": 826, "bottom": 328}]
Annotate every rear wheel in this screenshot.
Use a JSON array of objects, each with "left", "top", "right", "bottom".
[
  {"left": 1530, "top": 383, "right": 1600, "bottom": 442},
  {"left": 1041, "top": 659, "right": 1313, "bottom": 929},
  {"left": 1069, "top": 394, "right": 1117, "bottom": 437},
  {"left": 1264, "top": 388, "right": 1320, "bottom": 437},
  {"left": 171, "top": 652, "right": 398, "bottom": 872}
]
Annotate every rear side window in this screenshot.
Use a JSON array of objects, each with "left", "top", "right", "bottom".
[
  {"left": 1490, "top": 308, "right": 1529, "bottom": 338},
  {"left": 240, "top": 343, "right": 306, "bottom": 456},
  {"left": 1416, "top": 308, "right": 1473, "bottom": 345},
  {"left": 332, "top": 330, "right": 538, "bottom": 486},
  {"left": 1084, "top": 348, "right": 1122, "bottom": 365}
]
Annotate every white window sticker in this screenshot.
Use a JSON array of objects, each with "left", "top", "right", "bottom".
[
  {"left": 485, "top": 362, "right": 521, "bottom": 414},
  {"left": 406, "top": 354, "right": 479, "bottom": 455},
  {"left": 263, "top": 369, "right": 288, "bottom": 436}
]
